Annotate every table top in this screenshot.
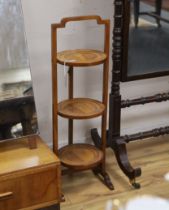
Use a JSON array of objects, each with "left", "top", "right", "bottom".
[{"left": 0, "top": 135, "right": 60, "bottom": 177}]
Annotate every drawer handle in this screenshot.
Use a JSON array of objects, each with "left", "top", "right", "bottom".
[{"left": 0, "top": 192, "right": 13, "bottom": 200}]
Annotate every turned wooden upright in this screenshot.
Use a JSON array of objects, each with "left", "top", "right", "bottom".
[{"left": 51, "top": 16, "right": 113, "bottom": 190}]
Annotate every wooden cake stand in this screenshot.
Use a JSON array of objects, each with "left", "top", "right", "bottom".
[{"left": 51, "top": 16, "right": 113, "bottom": 190}]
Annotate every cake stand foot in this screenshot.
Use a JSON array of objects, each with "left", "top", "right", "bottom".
[{"left": 93, "top": 166, "right": 114, "bottom": 190}]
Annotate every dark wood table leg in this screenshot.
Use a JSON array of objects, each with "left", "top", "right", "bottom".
[
  {"left": 155, "top": 0, "right": 162, "bottom": 27},
  {"left": 133, "top": 0, "right": 140, "bottom": 27}
]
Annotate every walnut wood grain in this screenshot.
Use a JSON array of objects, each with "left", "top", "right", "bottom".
[
  {"left": 57, "top": 49, "right": 107, "bottom": 67},
  {"left": 0, "top": 136, "right": 61, "bottom": 210},
  {"left": 0, "top": 192, "right": 13, "bottom": 201},
  {"left": 0, "top": 136, "right": 59, "bottom": 175},
  {"left": 58, "top": 98, "right": 105, "bottom": 119},
  {"left": 59, "top": 144, "right": 103, "bottom": 170}
]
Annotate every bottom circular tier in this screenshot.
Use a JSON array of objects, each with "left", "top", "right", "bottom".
[{"left": 58, "top": 144, "right": 103, "bottom": 170}]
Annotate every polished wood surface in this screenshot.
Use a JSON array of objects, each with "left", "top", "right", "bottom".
[
  {"left": 0, "top": 136, "right": 59, "bottom": 175},
  {"left": 61, "top": 137, "right": 169, "bottom": 210},
  {"left": 0, "top": 136, "right": 61, "bottom": 210},
  {"left": 58, "top": 98, "right": 105, "bottom": 119},
  {"left": 59, "top": 144, "right": 103, "bottom": 170},
  {"left": 57, "top": 49, "right": 107, "bottom": 67},
  {"left": 51, "top": 15, "right": 110, "bottom": 153}
]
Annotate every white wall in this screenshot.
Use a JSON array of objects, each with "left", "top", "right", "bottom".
[
  {"left": 21, "top": 0, "right": 169, "bottom": 147},
  {"left": 0, "top": 0, "right": 29, "bottom": 71}
]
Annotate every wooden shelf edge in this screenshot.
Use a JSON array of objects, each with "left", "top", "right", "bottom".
[
  {"left": 58, "top": 98, "right": 105, "bottom": 120},
  {"left": 57, "top": 49, "right": 107, "bottom": 67},
  {"left": 58, "top": 143, "right": 103, "bottom": 171}
]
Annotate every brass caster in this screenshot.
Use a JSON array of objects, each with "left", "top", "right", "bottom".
[{"left": 130, "top": 179, "right": 141, "bottom": 189}]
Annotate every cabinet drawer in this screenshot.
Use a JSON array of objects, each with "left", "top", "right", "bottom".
[{"left": 0, "top": 165, "right": 61, "bottom": 210}]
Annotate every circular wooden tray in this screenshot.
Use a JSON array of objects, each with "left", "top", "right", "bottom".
[
  {"left": 57, "top": 49, "right": 107, "bottom": 67},
  {"left": 59, "top": 144, "right": 103, "bottom": 170},
  {"left": 58, "top": 98, "right": 105, "bottom": 119}
]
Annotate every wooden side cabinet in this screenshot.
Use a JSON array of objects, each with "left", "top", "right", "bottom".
[{"left": 0, "top": 136, "right": 61, "bottom": 210}]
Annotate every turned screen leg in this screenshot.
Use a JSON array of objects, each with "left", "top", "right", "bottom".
[{"left": 109, "top": 94, "right": 141, "bottom": 188}]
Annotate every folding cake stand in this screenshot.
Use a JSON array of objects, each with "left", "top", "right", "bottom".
[{"left": 51, "top": 15, "right": 113, "bottom": 190}]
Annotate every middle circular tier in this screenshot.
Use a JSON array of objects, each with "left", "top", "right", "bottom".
[{"left": 58, "top": 98, "right": 105, "bottom": 119}]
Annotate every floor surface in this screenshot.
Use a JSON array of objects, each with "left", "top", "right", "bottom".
[{"left": 60, "top": 136, "right": 169, "bottom": 210}]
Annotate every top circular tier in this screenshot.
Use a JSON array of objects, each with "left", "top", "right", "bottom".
[{"left": 57, "top": 49, "right": 107, "bottom": 67}]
